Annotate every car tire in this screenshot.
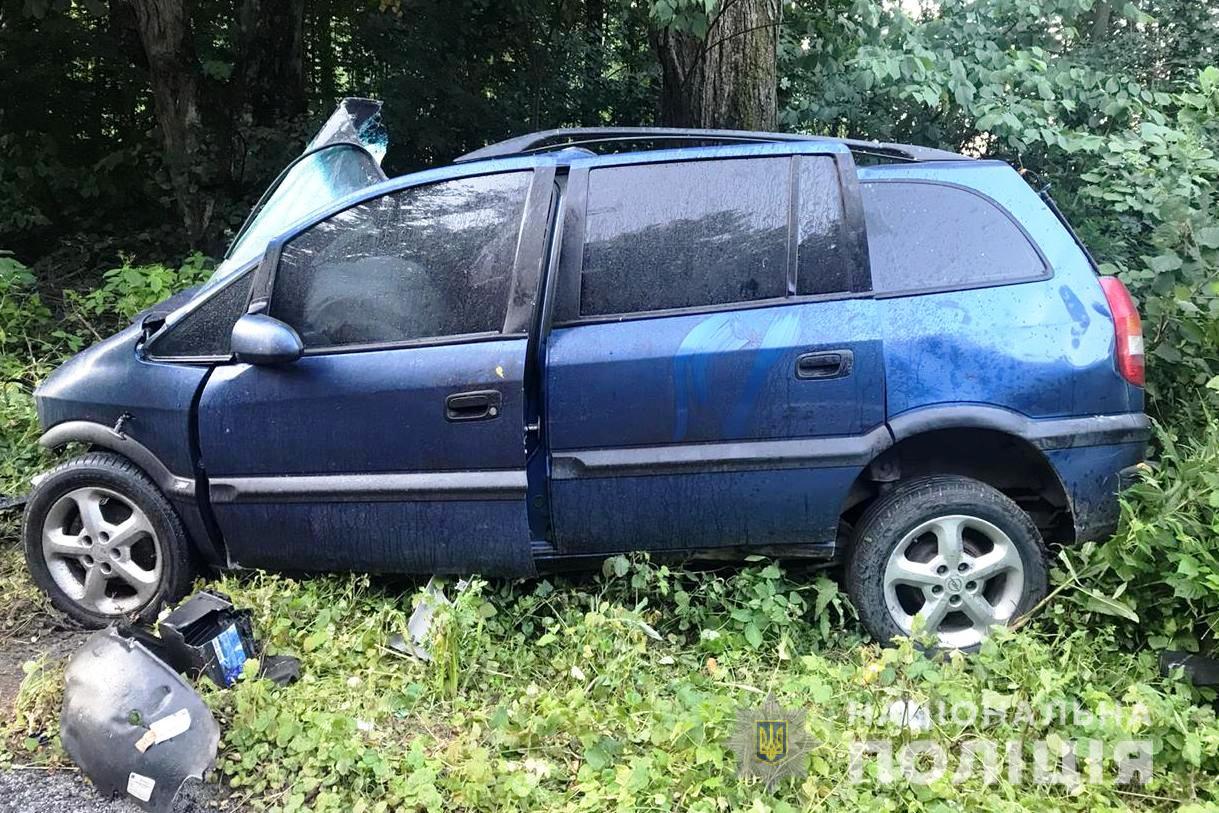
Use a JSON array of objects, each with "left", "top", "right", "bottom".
[
  {"left": 845, "top": 475, "right": 1048, "bottom": 652},
  {"left": 23, "top": 452, "right": 195, "bottom": 628}
]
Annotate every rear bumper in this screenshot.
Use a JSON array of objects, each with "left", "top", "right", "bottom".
[
  {"left": 1032, "top": 412, "right": 1150, "bottom": 543},
  {"left": 1045, "top": 441, "right": 1149, "bottom": 543}
]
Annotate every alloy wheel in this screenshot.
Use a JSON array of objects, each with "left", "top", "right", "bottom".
[
  {"left": 40, "top": 486, "right": 163, "bottom": 616},
  {"left": 882, "top": 514, "right": 1026, "bottom": 649}
]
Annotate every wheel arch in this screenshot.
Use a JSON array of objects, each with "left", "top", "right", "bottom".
[
  {"left": 37, "top": 421, "right": 225, "bottom": 565},
  {"left": 842, "top": 409, "right": 1075, "bottom": 544},
  {"left": 39, "top": 421, "right": 194, "bottom": 500}
]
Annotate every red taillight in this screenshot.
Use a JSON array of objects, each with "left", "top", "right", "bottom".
[{"left": 1098, "top": 276, "right": 1145, "bottom": 387}]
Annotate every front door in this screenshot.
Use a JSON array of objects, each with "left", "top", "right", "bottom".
[{"left": 198, "top": 167, "right": 553, "bottom": 575}]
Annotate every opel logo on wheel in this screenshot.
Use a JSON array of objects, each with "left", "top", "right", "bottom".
[{"left": 946, "top": 575, "right": 964, "bottom": 592}]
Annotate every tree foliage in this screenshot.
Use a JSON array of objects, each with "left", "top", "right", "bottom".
[{"left": 784, "top": 0, "right": 1219, "bottom": 415}]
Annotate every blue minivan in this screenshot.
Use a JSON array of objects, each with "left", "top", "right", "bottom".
[{"left": 24, "top": 100, "right": 1149, "bottom": 650}]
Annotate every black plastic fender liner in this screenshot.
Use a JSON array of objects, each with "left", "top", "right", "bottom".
[{"left": 61, "top": 628, "right": 220, "bottom": 812}]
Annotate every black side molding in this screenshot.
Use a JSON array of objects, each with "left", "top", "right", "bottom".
[
  {"left": 209, "top": 470, "right": 528, "bottom": 504},
  {"left": 887, "top": 406, "right": 1151, "bottom": 450},
  {"left": 551, "top": 425, "right": 893, "bottom": 480}
]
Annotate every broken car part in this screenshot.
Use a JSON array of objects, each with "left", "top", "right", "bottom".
[
  {"left": 61, "top": 627, "right": 220, "bottom": 812},
  {"left": 1160, "top": 650, "right": 1219, "bottom": 687},
  {"left": 0, "top": 491, "right": 26, "bottom": 513},
  {"left": 123, "top": 590, "right": 300, "bottom": 687},
  {"left": 388, "top": 577, "right": 470, "bottom": 661},
  {"left": 156, "top": 591, "right": 257, "bottom": 687}
]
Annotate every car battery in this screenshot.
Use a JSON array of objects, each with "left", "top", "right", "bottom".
[{"left": 156, "top": 592, "right": 260, "bottom": 687}]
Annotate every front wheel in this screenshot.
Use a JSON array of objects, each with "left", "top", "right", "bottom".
[
  {"left": 846, "top": 475, "right": 1048, "bottom": 651},
  {"left": 23, "top": 452, "right": 195, "bottom": 628}
]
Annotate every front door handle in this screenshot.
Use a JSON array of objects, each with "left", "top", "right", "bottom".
[
  {"left": 445, "top": 390, "right": 502, "bottom": 422},
  {"left": 795, "top": 350, "right": 854, "bottom": 380}
]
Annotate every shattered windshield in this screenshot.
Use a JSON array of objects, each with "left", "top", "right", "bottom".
[{"left": 198, "top": 98, "right": 389, "bottom": 294}]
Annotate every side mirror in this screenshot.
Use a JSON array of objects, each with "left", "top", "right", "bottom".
[{"left": 231, "top": 314, "right": 303, "bottom": 366}]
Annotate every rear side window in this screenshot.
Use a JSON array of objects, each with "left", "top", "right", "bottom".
[
  {"left": 579, "top": 158, "right": 789, "bottom": 316},
  {"left": 861, "top": 181, "right": 1046, "bottom": 294},
  {"left": 149, "top": 271, "right": 254, "bottom": 358},
  {"left": 270, "top": 172, "right": 530, "bottom": 349}
]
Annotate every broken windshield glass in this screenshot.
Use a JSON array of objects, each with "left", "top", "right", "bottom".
[{"left": 197, "top": 99, "right": 389, "bottom": 295}]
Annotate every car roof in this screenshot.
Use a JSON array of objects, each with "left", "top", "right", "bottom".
[{"left": 454, "top": 126, "right": 970, "bottom": 166}]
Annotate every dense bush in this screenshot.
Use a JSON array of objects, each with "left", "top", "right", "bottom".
[
  {"left": 0, "top": 252, "right": 210, "bottom": 494},
  {"left": 1059, "top": 421, "right": 1219, "bottom": 652}
]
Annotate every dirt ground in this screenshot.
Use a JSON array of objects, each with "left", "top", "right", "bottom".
[{"left": 0, "top": 523, "right": 225, "bottom": 812}]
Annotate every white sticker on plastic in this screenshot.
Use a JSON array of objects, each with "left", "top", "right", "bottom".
[
  {"left": 135, "top": 708, "right": 192, "bottom": 753},
  {"left": 149, "top": 708, "right": 192, "bottom": 742},
  {"left": 127, "top": 772, "right": 156, "bottom": 802}
]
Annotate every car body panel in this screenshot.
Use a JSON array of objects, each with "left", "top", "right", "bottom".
[
  {"left": 31, "top": 131, "right": 1150, "bottom": 578},
  {"left": 859, "top": 161, "right": 1142, "bottom": 420},
  {"left": 197, "top": 331, "right": 535, "bottom": 575},
  {"left": 545, "top": 299, "right": 886, "bottom": 553}
]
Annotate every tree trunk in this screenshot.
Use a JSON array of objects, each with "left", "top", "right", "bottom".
[
  {"left": 129, "top": 0, "right": 214, "bottom": 246},
  {"left": 654, "top": 0, "right": 781, "bottom": 130},
  {"left": 237, "top": 0, "right": 308, "bottom": 125}
]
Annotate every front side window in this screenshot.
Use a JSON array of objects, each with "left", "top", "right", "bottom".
[
  {"left": 270, "top": 172, "right": 531, "bottom": 349},
  {"left": 861, "top": 181, "right": 1046, "bottom": 293},
  {"left": 579, "top": 158, "right": 790, "bottom": 316}
]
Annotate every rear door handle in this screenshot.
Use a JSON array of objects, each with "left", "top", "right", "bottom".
[
  {"left": 445, "top": 390, "right": 502, "bottom": 421},
  {"left": 795, "top": 350, "right": 854, "bottom": 380}
]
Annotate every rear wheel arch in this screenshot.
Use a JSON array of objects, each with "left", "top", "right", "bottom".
[{"left": 841, "top": 423, "right": 1074, "bottom": 545}]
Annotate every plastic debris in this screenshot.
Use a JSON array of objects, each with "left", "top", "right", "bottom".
[
  {"left": 1160, "top": 650, "right": 1219, "bottom": 686},
  {"left": 390, "top": 576, "right": 470, "bottom": 661},
  {"left": 122, "top": 591, "right": 301, "bottom": 688},
  {"left": 61, "top": 628, "right": 220, "bottom": 812}
]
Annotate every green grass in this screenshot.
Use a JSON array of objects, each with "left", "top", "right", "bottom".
[{"left": 5, "top": 538, "right": 1219, "bottom": 812}]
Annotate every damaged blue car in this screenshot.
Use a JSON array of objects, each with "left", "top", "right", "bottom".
[{"left": 24, "top": 99, "right": 1149, "bottom": 650}]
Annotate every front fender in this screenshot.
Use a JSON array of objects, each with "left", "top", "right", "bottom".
[{"left": 40, "top": 421, "right": 194, "bottom": 500}]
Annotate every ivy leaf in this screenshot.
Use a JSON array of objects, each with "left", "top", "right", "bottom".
[{"left": 1196, "top": 227, "right": 1219, "bottom": 249}]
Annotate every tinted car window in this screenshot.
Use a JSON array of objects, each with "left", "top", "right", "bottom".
[
  {"left": 797, "top": 157, "right": 851, "bottom": 296},
  {"left": 861, "top": 181, "right": 1045, "bottom": 293},
  {"left": 271, "top": 172, "right": 530, "bottom": 349},
  {"left": 579, "top": 158, "right": 789, "bottom": 316},
  {"left": 149, "top": 271, "right": 254, "bottom": 358}
]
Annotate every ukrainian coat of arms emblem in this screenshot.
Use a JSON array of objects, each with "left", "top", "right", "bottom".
[{"left": 729, "top": 695, "right": 811, "bottom": 788}]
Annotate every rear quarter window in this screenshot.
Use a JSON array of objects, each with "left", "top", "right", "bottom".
[{"left": 861, "top": 181, "right": 1047, "bottom": 294}]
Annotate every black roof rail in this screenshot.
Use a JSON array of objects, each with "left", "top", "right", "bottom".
[{"left": 454, "top": 127, "right": 969, "bottom": 164}]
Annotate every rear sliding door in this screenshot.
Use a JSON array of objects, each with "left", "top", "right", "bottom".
[{"left": 545, "top": 147, "right": 886, "bottom": 556}]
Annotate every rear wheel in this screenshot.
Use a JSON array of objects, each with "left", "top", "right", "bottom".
[
  {"left": 23, "top": 453, "right": 195, "bottom": 627},
  {"left": 845, "top": 475, "right": 1048, "bottom": 651}
]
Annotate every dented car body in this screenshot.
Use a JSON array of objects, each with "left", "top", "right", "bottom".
[{"left": 26, "top": 100, "right": 1149, "bottom": 649}]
